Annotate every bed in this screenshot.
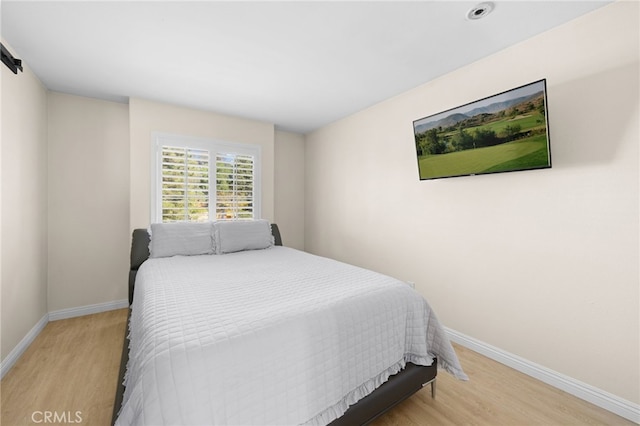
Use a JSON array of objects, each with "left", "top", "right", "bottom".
[{"left": 112, "top": 221, "right": 466, "bottom": 425}]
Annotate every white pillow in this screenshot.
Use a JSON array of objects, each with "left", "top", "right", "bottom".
[
  {"left": 214, "top": 220, "right": 274, "bottom": 254},
  {"left": 149, "top": 222, "right": 215, "bottom": 258}
]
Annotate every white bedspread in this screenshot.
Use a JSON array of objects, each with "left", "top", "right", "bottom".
[{"left": 116, "top": 246, "right": 466, "bottom": 426}]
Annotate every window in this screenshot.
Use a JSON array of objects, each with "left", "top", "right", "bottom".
[
  {"left": 159, "top": 145, "right": 210, "bottom": 222},
  {"left": 151, "top": 134, "right": 261, "bottom": 223},
  {"left": 215, "top": 152, "right": 255, "bottom": 220}
]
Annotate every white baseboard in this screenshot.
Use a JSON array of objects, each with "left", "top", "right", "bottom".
[
  {"left": 48, "top": 299, "right": 129, "bottom": 321},
  {"left": 1, "top": 299, "right": 129, "bottom": 379},
  {"left": 446, "top": 327, "right": 640, "bottom": 424},
  {"left": 0, "top": 313, "right": 49, "bottom": 380}
]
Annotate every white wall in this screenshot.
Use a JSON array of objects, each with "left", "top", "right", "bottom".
[
  {"left": 275, "top": 130, "right": 305, "bottom": 250},
  {"left": 129, "top": 98, "right": 275, "bottom": 230},
  {"left": 305, "top": 1, "right": 639, "bottom": 405},
  {"left": 47, "top": 92, "right": 129, "bottom": 311},
  {"left": 1, "top": 40, "right": 48, "bottom": 361}
]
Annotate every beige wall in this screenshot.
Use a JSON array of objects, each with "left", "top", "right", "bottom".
[
  {"left": 1, "top": 41, "right": 49, "bottom": 361},
  {"left": 129, "top": 98, "right": 275, "bottom": 230},
  {"left": 305, "top": 1, "right": 639, "bottom": 405},
  {"left": 2, "top": 90, "right": 304, "bottom": 361},
  {"left": 47, "top": 93, "right": 130, "bottom": 311},
  {"left": 274, "top": 130, "right": 305, "bottom": 250}
]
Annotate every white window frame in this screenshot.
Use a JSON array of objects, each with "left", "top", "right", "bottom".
[{"left": 150, "top": 132, "right": 262, "bottom": 223}]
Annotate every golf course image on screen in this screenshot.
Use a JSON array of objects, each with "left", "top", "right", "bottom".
[{"left": 413, "top": 80, "right": 551, "bottom": 180}]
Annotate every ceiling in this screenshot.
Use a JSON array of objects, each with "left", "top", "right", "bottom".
[{"left": 1, "top": 1, "right": 610, "bottom": 134}]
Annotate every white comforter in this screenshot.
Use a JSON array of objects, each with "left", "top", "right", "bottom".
[{"left": 116, "top": 246, "right": 466, "bottom": 426}]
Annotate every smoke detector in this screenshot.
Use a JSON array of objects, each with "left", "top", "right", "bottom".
[{"left": 466, "top": 2, "right": 494, "bottom": 20}]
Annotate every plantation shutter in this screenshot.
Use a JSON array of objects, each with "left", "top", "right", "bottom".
[
  {"left": 161, "top": 146, "right": 210, "bottom": 222},
  {"left": 152, "top": 134, "right": 261, "bottom": 223},
  {"left": 215, "top": 153, "right": 255, "bottom": 220}
]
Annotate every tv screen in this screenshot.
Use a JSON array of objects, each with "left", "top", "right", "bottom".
[{"left": 413, "top": 79, "right": 551, "bottom": 180}]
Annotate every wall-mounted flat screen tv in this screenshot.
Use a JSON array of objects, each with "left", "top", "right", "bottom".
[{"left": 413, "top": 79, "right": 551, "bottom": 180}]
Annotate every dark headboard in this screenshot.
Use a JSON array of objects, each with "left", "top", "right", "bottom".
[{"left": 128, "top": 223, "right": 282, "bottom": 305}]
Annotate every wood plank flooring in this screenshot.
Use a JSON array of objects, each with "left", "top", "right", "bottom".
[
  {"left": 373, "top": 343, "right": 634, "bottom": 426},
  {"left": 1, "top": 308, "right": 634, "bottom": 425},
  {"left": 1, "top": 309, "right": 126, "bottom": 426}
]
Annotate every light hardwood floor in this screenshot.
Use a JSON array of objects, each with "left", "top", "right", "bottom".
[
  {"left": 1, "top": 308, "right": 634, "bottom": 425},
  {"left": 1, "top": 309, "right": 126, "bottom": 426},
  {"left": 372, "top": 343, "right": 633, "bottom": 426}
]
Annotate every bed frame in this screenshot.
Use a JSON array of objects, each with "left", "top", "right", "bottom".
[{"left": 112, "top": 224, "right": 437, "bottom": 425}]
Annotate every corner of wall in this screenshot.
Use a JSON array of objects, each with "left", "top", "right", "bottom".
[
  {"left": 274, "top": 130, "right": 305, "bottom": 250},
  {"left": 1, "top": 39, "right": 49, "bottom": 363}
]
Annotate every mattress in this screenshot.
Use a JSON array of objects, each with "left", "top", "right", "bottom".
[{"left": 116, "top": 246, "right": 466, "bottom": 426}]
